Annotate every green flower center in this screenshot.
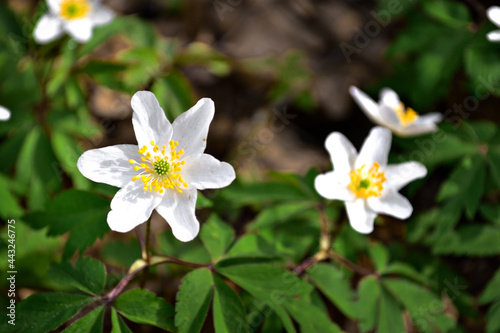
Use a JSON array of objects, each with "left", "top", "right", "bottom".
[
  {"left": 153, "top": 160, "right": 170, "bottom": 176},
  {"left": 359, "top": 179, "right": 370, "bottom": 189}
]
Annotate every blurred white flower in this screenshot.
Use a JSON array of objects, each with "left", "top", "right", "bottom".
[
  {"left": 487, "top": 6, "right": 500, "bottom": 41},
  {"left": 0, "top": 106, "right": 11, "bottom": 121},
  {"left": 34, "top": 0, "right": 114, "bottom": 44},
  {"left": 77, "top": 91, "right": 236, "bottom": 242},
  {"left": 350, "top": 86, "right": 442, "bottom": 137},
  {"left": 315, "top": 127, "right": 427, "bottom": 234}
]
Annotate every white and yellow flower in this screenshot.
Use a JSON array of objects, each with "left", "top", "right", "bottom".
[
  {"left": 34, "top": 0, "right": 114, "bottom": 44},
  {"left": 315, "top": 127, "right": 427, "bottom": 234},
  {"left": 350, "top": 86, "right": 442, "bottom": 137},
  {"left": 77, "top": 91, "right": 236, "bottom": 241},
  {"left": 0, "top": 106, "right": 11, "bottom": 121},
  {"left": 487, "top": 7, "right": 500, "bottom": 41}
]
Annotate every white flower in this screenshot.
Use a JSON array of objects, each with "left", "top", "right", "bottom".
[
  {"left": 314, "top": 127, "right": 427, "bottom": 234},
  {"left": 0, "top": 106, "right": 11, "bottom": 121},
  {"left": 77, "top": 91, "right": 236, "bottom": 242},
  {"left": 34, "top": 0, "right": 114, "bottom": 44},
  {"left": 487, "top": 7, "right": 500, "bottom": 41},
  {"left": 349, "top": 86, "right": 442, "bottom": 137}
]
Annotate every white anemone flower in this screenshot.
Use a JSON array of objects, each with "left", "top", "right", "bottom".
[
  {"left": 315, "top": 127, "right": 427, "bottom": 234},
  {"left": 487, "top": 7, "right": 500, "bottom": 41},
  {"left": 34, "top": 0, "right": 114, "bottom": 44},
  {"left": 0, "top": 106, "right": 11, "bottom": 121},
  {"left": 77, "top": 91, "right": 236, "bottom": 242},
  {"left": 350, "top": 86, "right": 442, "bottom": 137}
]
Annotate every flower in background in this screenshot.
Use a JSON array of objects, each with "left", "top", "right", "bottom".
[
  {"left": 0, "top": 106, "right": 11, "bottom": 121},
  {"left": 77, "top": 91, "right": 236, "bottom": 241},
  {"left": 34, "top": 0, "right": 114, "bottom": 44},
  {"left": 350, "top": 86, "right": 442, "bottom": 137},
  {"left": 487, "top": 6, "right": 500, "bottom": 41},
  {"left": 315, "top": 127, "right": 427, "bottom": 234}
]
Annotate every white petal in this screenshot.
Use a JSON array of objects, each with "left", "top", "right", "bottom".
[
  {"left": 345, "top": 200, "right": 377, "bottom": 234},
  {"left": 384, "top": 162, "right": 427, "bottom": 191},
  {"left": 325, "top": 131, "right": 357, "bottom": 175},
  {"left": 379, "top": 88, "right": 401, "bottom": 109},
  {"left": 65, "top": 18, "right": 93, "bottom": 42},
  {"left": 367, "top": 192, "right": 413, "bottom": 220},
  {"left": 350, "top": 86, "right": 385, "bottom": 126},
  {"left": 131, "top": 91, "right": 173, "bottom": 148},
  {"left": 0, "top": 106, "right": 11, "bottom": 121},
  {"left": 487, "top": 31, "right": 500, "bottom": 41},
  {"left": 107, "top": 181, "right": 163, "bottom": 232},
  {"left": 356, "top": 127, "right": 392, "bottom": 169},
  {"left": 34, "top": 14, "right": 63, "bottom": 44},
  {"left": 487, "top": 6, "right": 500, "bottom": 27},
  {"left": 77, "top": 144, "right": 140, "bottom": 188},
  {"left": 172, "top": 98, "right": 215, "bottom": 156},
  {"left": 399, "top": 113, "right": 442, "bottom": 136},
  {"left": 315, "top": 171, "right": 354, "bottom": 201},
  {"left": 47, "top": 0, "right": 61, "bottom": 13},
  {"left": 91, "top": 4, "right": 114, "bottom": 26},
  {"left": 181, "top": 154, "right": 235, "bottom": 190},
  {"left": 155, "top": 188, "right": 199, "bottom": 242}
]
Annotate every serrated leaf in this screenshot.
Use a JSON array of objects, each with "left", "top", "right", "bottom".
[
  {"left": 23, "top": 190, "right": 110, "bottom": 259},
  {"left": 218, "top": 264, "right": 313, "bottom": 301},
  {"left": 384, "top": 278, "right": 456, "bottom": 332},
  {"left": 307, "top": 263, "right": 356, "bottom": 317},
  {"left": 248, "top": 202, "right": 313, "bottom": 230},
  {"left": 283, "top": 297, "right": 341, "bottom": 333},
  {"left": 63, "top": 305, "right": 104, "bottom": 333},
  {"left": 381, "top": 262, "right": 428, "bottom": 285},
  {"left": 486, "top": 301, "right": 500, "bottom": 333},
  {"left": 433, "top": 224, "right": 500, "bottom": 256},
  {"left": 225, "top": 233, "right": 278, "bottom": 258},
  {"left": 111, "top": 308, "right": 132, "bottom": 333},
  {"left": 212, "top": 273, "right": 248, "bottom": 333},
  {"left": 114, "top": 289, "right": 175, "bottom": 331},
  {"left": 357, "top": 276, "right": 380, "bottom": 332},
  {"left": 14, "top": 293, "right": 93, "bottom": 333},
  {"left": 50, "top": 257, "right": 106, "bottom": 295},
  {"left": 200, "top": 214, "right": 235, "bottom": 261},
  {"left": 378, "top": 287, "right": 405, "bottom": 333},
  {"left": 0, "top": 174, "right": 23, "bottom": 218},
  {"left": 175, "top": 268, "right": 213, "bottom": 333},
  {"left": 479, "top": 268, "right": 500, "bottom": 304}
]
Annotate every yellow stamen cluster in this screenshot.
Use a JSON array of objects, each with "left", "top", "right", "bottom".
[
  {"left": 129, "top": 140, "right": 188, "bottom": 194},
  {"left": 348, "top": 162, "right": 386, "bottom": 199},
  {"left": 59, "top": 0, "right": 91, "bottom": 20},
  {"left": 394, "top": 102, "right": 419, "bottom": 126}
]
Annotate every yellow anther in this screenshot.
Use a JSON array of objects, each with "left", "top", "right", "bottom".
[
  {"left": 59, "top": 0, "right": 91, "bottom": 20},
  {"left": 394, "top": 102, "right": 419, "bottom": 126},
  {"left": 348, "top": 162, "right": 386, "bottom": 199}
]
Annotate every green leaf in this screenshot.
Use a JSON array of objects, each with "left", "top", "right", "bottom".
[
  {"left": 368, "top": 243, "right": 389, "bottom": 272},
  {"left": 225, "top": 233, "right": 278, "bottom": 258},
  {"left": 152, "top": 71, "right": 195, "bottom": 121},
  {"left": 50, "top": 257, "right": 106, "bottom": 295},
  {"left": 357, "top": 276, "right": 380, "bottom": 332},
  {"left": 102, "top": 239, "right": 142, "bottom": 268},
  {"left": 200, "top": 214, "right": 235, "bottom": 261},
  {"left": 383, "top": 278, "right": 456, "bottom": 333},
  {"left": 307, "top": 263, "right": 356, "bottom": 317},
  {"left": 433, "top": 224, "right": 500, "bottom": 256},
  {"left": 217, "top": 264, "right": 313, "bottom": 301},
  {"left": 175, "top": 268, "right": 213, "bottom": 333},
  {"left": 111, "top": 308, "right": 132, "bottom": 333},
  {"left": 422, "top": 0, "right": 471, "bottom": 28},
  {"left": 248, "top": 202, "right": 313, "bottom": 230},
  {"left": 14, "top": 293, "right": 93, "bottom": 333},
  {"left": 479, "top": 268, "right": 500, "bottom": 304},
  {"left": 381, "top": 262, "right": 428, "bottom": 285},
  {"left": 377, "top": 288, "right": 405, "bottom": 333},
  {"left": 63, "top": 305, "right": 104, "bottom": 333},
  {"left": 221, "top": 181, "right": 308, "bottom": 206},
  {"left": 283, "top": 297, "right": 341, "bottom": 333},
  {"left": 114, "top": 289, "right": 175, "bottom": 331},
  {"left": 486, "top": 302, "right": 500, "bottom": 333},
  {"left": 23, "top": 190, "right": 110, "bottom": 260},
  {"left": 489, "top": 149, "right": 500, "bottom": 190},
  {"left": 0, "top": 174, "right": 23, "bottom": 218},
  {"left": 212, "top": 273, "right": 248, "bottom": 333}
]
